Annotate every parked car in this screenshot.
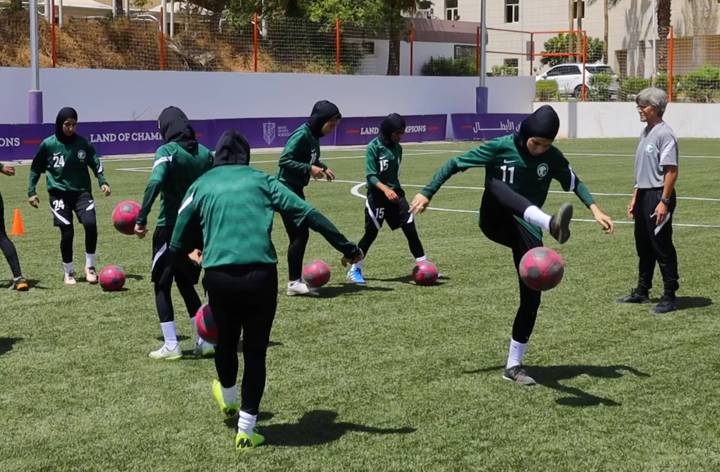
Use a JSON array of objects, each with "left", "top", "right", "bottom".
[{"left": 536, "top": 63, "right": 619, "bottom": 99}]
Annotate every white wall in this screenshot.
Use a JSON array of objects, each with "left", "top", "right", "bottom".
[
  {"left": 399, "top": 41, "right": 456, "bottom": 76},
  {"left": 535, "top": 102, "right": 720, "bottom": 138},
  {"left": 0, "top": 67, "right": 535, "bottom": 124}
]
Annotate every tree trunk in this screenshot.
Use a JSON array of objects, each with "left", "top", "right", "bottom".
[
  {"left": 10, "top": 0, "right": 22, "bottom": 11},
  {"left": 656, "top": 0, "right": 671, "bottom": 72},
  {"left": 568, "top": 0, "right": 575, "bottom": 62},
  {"left": 387, "top": 25, "right": 401, "bottom": 75},
  {"left": 603, "top": 0, "right": 609, "bottom": 63},
  {"left": 114, "top": 0, "right": 124, "bottom": 16}
]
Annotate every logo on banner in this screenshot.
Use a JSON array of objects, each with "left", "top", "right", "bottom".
[
  {"left": 263, "top": 122, "right": 276, "bottom": 145},
  {"left": 0, "top": 137, "right": 21, "bottom": 148}
]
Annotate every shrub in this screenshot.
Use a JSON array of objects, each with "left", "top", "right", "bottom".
[
  {"left": 588, "top": 72, "right": 613, "bottom": 101},
  {"left": 421, "top": 56, "right": 476, "bottom": 76},
  {"left": 535, "top": 80, "right": 559, "bottom": 101},
  {"left": 619, "top": 76, "right": 651, "bottom": 101}
]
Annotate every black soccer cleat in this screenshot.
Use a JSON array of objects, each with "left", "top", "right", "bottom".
[
  {"left": 653, "top": 296, "right": 677, "bottom": 314},
  {"left": 549, "top": 203, "right": 573, "bottom": 244},
  {"left": 617, "top": 288, "right": 650, "bottom": 304}
]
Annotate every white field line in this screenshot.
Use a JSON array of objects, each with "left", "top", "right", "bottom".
[{"left": 348, "top": 182, "right": 720, "bottom": 229}]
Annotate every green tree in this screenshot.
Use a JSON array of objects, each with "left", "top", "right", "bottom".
[
  {"left": 305, "top": 0, "right": 426, "bottom": 75},
  {"left": 541, "top": 33, "right": 604, "bottom": 67},
  {"left": 656, "top": 0, "right": 672, "bottom": 72}
]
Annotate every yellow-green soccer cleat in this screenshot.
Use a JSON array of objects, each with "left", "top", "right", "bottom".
[
  {"left": 212, "top": 379, "right": 239, "bottom": 417},
  {"left": 235, "top": 430, "right": 265, "bottom": 451}
]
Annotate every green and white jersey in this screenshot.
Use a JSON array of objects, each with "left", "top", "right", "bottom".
[
  {"left": 171, "top": 165, "right": 355, "bottom": 268},
  {"left": 28, "top": 135, "right": 107, "bottom": 196},
  {"left": 420, "top": 134, "right": 594, "bottom": 238},
  {"left": 137, "top": 142, "right": 213, "bottom": 227},
  {"left": 366, "top": 137, "right": 402, "bottom": 191},
  {"left": 277, "top": 123, "right": 325, "bottom": 189}
]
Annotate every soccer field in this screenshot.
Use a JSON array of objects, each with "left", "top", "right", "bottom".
[{"left": 1, "top": 138, "right": 719, "bottom": 471}]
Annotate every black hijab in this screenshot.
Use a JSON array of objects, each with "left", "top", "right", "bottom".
[
  {"left": 213, "top": 129, "right": 250, "bottom": 167},
  {"left": 379, "top": 113, "right": 406, "bottom": 146},
  {"left": 158, "top": 106, "right": 198, "bottom": 153},
  {"left": 514, "top": 105, "right": 560, "bottom": 157},
  {"left": 307, "top": 100, "right": 341, "bottom": 138},
  {"left": 55, "top": 107, "right": 78, "bottom": 144}
]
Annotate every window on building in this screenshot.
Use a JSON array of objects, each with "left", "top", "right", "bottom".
[
  {"left": 573, "top": 1, "right": 585, "bottom": 19},
  {"left": 505, "top": 0, "right": 520, "bottom": 23},
  {"left": 454, "top": 45, "right": 475, "bottom": 60},
  {"left": 504, "top": 58, "right": 519, "bottom": 76},
  {"left": 446, "top": 0, "right": 459, "bottom": 21}
]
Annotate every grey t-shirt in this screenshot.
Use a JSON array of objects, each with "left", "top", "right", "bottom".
[{"left": 634, "top": 122, "right": 678, "bottom": 189}]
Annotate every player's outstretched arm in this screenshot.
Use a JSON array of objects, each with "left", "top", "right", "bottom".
[
  {"left": 409, "top": 193, "right": 430, "bottom": 215},
  {"left": 589, "top": 203, "right": 614, "bottom": 234}
]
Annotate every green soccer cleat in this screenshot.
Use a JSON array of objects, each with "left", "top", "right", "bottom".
[
  {"left": 212, "top": 379, "right": 239, "bottom": 417},
  {"left": 235, "top": 430, "right": 265, "bottom": 451}
]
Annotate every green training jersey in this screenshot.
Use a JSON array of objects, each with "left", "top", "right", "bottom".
[
  {"left": 277, "top": 123, "right": 326, "bottom": 189},
  {"left": 420, "top": 134, "right": 594, "bottom": 239},
  {"left": 137, "top": 142, "right": 213, "bottom": 227},
  {"left": 171, "top": 165, "right": 355, "bottom": 268},
  {"left": 366, "top": 137, "right": 403, "bottom": 191},
  {"left": 28, "top": 135, "right": 108, "bottom": 196}
]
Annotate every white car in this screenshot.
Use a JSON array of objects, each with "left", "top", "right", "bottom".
[{"left": 537, "top": 63, "right": 619, "bottom": 99}]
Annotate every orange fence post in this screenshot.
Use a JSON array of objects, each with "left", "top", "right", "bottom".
[
  {"left": 581, "top": 31, "right": 587, "bottom": 100},
  {"left": 158, "top": 7, "right": 166, "bottom": 70},
  {"left": 253, "top": 13, "right": 259, "bottom": 72},
  {"left": 409, "top": 22, "right": 415, "bottom": 76},
  {"left": 335, "top": 18, "right": 341, "bottom": 74},
  {"left": 476, "top": 26, "right": 480, "bottom": 75},
  {"left": 668, "top": 26, "right": 674, "bottom": 102},
  {"left": 51, "top": 0, "right": 57, "bottom": 67}
]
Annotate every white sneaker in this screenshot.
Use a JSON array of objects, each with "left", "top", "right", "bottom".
[
  {"left": 64, "top": 272, "right": 77, "bottom": 285},
  {"left": 286, "top": 280, "right": 318, "bottom": 297},
  {"left": 148, "top": 343, "right": 182, "bottom": 360},
  {"left": 194, "top": 340, "right": 215, "bottom": 358},
  {"left": 85, "top": 266, "right": 98, "bottom": 284}
]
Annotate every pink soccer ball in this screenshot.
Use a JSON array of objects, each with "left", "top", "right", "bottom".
[
  {"left": 99, "top": 265, "right": 126, "bottom": 291},
  {"left": 111, "top": 200, "right": 141, "bottom": 235},
  {"left": 302, "top": 259, "right": 331, "bottom": 288},
  {"left": 413, "top": 260, "right": 439, "bottom": 286},
  {"left": 194, "top": 303, "right": 218, "bottom": 345},
  {"left": 519, "top": 247, "right": 565, "bottom": 291}
]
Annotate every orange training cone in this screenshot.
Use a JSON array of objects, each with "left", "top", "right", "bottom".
[{"left": 9, "top": 208, "right": 25, "bottom": 236}]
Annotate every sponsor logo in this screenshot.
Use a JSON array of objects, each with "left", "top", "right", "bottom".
[
  {"left": 503, "top": 159, "right": 516, "bottom": 164},
  {"left": 646, "top": 144, "right": 655, "bottom": 153},
  {"left": 405, "top": 125, "right": 427, "bottom": 133},
  {"left": 263, "top": 122, "right": 276, "bottom": 145},
  {"left": 361, "top": 126, "right": 379, "bottom": 136},
  {"left": 89, "top": 131, "right": 162, "bottom": 143},
  {"left": 0, "top": 137, "right": 21, "bottom": 148},
  {"left": 77, "top": 150, "right": 86, "bottom": 160},
  {"left": 537, "top": 163, "right": 549, "bottom": 178},
  {"left": 472, "top": 118, "right": 519, "bottom": 134}
]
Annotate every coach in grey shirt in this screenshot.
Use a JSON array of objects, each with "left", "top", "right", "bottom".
[{"left": 618, "top": 87, "right": 679, "bottom": 314}]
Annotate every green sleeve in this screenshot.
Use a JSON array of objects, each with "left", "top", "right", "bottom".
[
  {"left": 278, "top": 134, "right": 311, "bottom": 175},
  {"left": 170, "top": 185, "right": 200, "bottom": 252},
  {"left": 420, "top": 141, "right": 498, "bottom": 199},
  {"left": 552, "top": 154, "right": 595, "bottom": 207},
  {"left": 28, "top": 142, "right": 47, "bottom": 197},
  {"left": 137, "top": 151, "right": 171, "bottom": 225},
  {"left": 365, "top": 143, "right": 381, "bottom": 188},
  {"left": 86, "top": 145, "right": 108, "bottom": 187},
  {"left": 268, "top": 176, "right": 357, "bottom": 257}
]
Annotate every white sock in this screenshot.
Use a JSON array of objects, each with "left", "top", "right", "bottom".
[
  {"left": 415, "top": 256, "right": 428, "bottom": 263},
  {"left": 222, "top": 384, "right": 238, "bottom": 408},
  {"left": 160, "top": 321, "right": 178, "bottom": 348},
  {"left": 63, "top": 262, "right": 74, "bottom": 275},
  {"left": 523, "top": 206, "right": 552, "bottom": 230},
  {"left": 237, "top": 410, "right": 257, "bottom": 434},
  {"left": 506, "top": 338, "right": 528, "bottom": 369},
  {"left": 85, "top": 253, "right": 96, "bottom": 268}
]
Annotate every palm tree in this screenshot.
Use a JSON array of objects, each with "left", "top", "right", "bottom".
[
  {"left": 656, "top": 0, "right": 672, "bottom": 72},
  {"left": 385, "top": 0, "right": 422, "bottom": 75}
]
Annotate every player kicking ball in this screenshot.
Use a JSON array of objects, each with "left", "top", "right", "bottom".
[
  {"left": 347, "top": 113, "right": 435, "bottom": 284},
  {"left": 410, "top": 105, "right": 614, "bottom": 386}
]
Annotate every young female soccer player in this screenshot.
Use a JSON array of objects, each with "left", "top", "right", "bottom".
[
  {"left": 347, "top": 113, "right": 432, "bottom": 284},
  {"left": 135, "top": 107, "right": 214, "bottom": 360},
  {"left": 0, "top": 163, "right": 28, "bottom": 290},
  {"left": 28, "top": 107, "right": 111, "bottom": 285},
  {"left": 410, "top": 105, "right": 614, "bottom": 385},
  {"left": 169, "top": 130, "right": 362, "bottom": 450},
  {"left": 277, "top": 100, "right": 341, "bottom": 296}
]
